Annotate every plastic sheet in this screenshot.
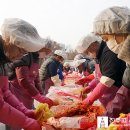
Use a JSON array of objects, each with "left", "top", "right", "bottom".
[
  {"left": 64, "top": 72, "right": 82, "bottom": 84},
  {"left": 46, "top": 86, "right": 83, "bottom": 105}
]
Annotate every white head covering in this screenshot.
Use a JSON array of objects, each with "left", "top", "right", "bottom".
[
  {"left": 1, "top": 18, "right": 46, "bottom": 52},
  {"left": 73, "top": 59, "right": 86, "bottom": 68},
  {"left": 64, "top": 62, "right": 70, "bottom": 67},
  {"left": 94, "top": 6, "right": 130, "bottom": 34},
  {"left": 54, "top": 50, "right": 67, "bottom": 59},
  {"left": 76, "top": 33, "right": 102, "bottom": 53},
  {"left": 74, "top": 54, "right": 84, "bottom": 61},
  {"left": 73, "top": 54, "right": 86, "bottom": 68}
]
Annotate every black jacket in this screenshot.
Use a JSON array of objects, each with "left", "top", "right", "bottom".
[
  {"left": 4, "top": 53, "right": 33, "bottom": 80},
  {"left": 96, "top": 41, "right": 126, "bottom": 87}
]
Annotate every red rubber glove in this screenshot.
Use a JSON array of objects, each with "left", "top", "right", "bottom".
[
  {"left": 75, "top": 74, "right": 94, "bottom": 85},
  {"left": 33, "top": 94, "right": 54, "bottom": 108}
]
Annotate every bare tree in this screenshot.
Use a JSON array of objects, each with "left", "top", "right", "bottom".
[{"left": 65, "top": 46, "right": 78, "bottom": 60}]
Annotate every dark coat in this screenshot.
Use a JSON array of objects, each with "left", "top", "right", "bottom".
[{"left": 96, "top": 41, "right": 126, "bottom": 87}]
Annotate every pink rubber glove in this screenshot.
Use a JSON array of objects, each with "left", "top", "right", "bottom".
[
  {"left": 15, "top": 103, "right": 35, "bottom": 118},
  {"left": 3, "top": 85, "right": 35, "bottom": 119},
  {"left": 0, "top": 102, "right": 41, "bottom": 130},
  {"left": 24, "top": 118, "right": 41, "bottom": 130},
  {"left": 23, "top": 109, "right": 36, "bottom": 119},
  {"left": 15, "top": 103, "right": 36, "bottom": 119},
  {"left": 33, "top": 94, "right": 54, "bottom": 107},
  {"left": 83, "top": 82, "right": 109, "bottom": 105},
  {"left": 88, "top": 78, "right": 99, "bottom": 90},
  {"left": 83, "top": 79, "right": 99, "bottom": 94}
]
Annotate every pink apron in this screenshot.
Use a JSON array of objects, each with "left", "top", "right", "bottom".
[
  {"left": 106, "top": 85, "right": 130, "bottom": 118},
  {"left": 43, "top": 78, "right": 54, "bottom": 95}
]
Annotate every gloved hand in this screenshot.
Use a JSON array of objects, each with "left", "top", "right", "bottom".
[
  {"left": 88, "top": 78, "right": 99, "bottom": 90},
  {"left": 61, "top": 80, "right": 65, "bottom": 86},
  {"left": 33, "top": 94, "right": 54, "bottom": 108},
  {"left": 83, "top": 86, "right": 92, "bottom": 94},
  {"left": 0, "top": 101, "right": 41, "bottom": 130},
  {"left": 82, "top": 82, "right": 109, "bottom": 106},
  {"left": 24, "top": 118, "right": 41, "bottom": 130},
  {"left": 15, "top": 103, "right": 36, "bottom": 119},
  {"left": 3, "top": 83, "right": 36, "bottom": 119},
  {"left": 82, "top": 102, "right": 90, "bottom": 109},
  {"left": 61, "top": 82, "right": 65, "bottom": 86},
  {"left": 82, "top": 79, "right": 99, "bottom": 94},
  {"left": 24, "top": 109, "right": 36, "bottom": 119},
  {"left": 75, "top": 74, "right": 94, "bottom": 85}
]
